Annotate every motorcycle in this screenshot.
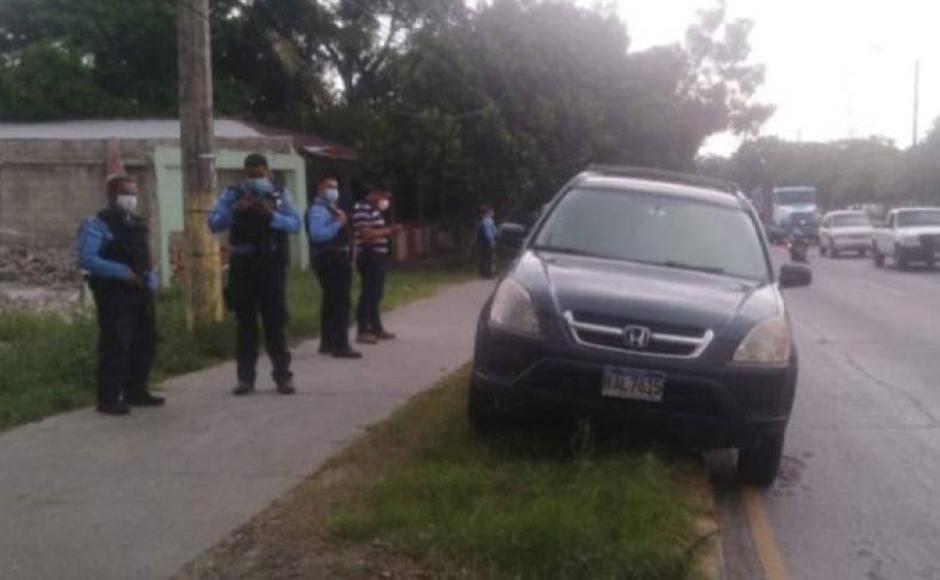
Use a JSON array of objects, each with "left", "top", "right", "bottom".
[{"left": 786, "top": 222, "right": 813, "bottom": 263}]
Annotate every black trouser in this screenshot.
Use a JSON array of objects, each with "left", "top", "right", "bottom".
[
  {"left": 478, "top": 241, "right": 495, "bottom": 278},
  {"left": 313, "top": 249, "right": 353, "bottom": 352},
  {"left": 229, "top": 255, "right": 292, "bottom": 386},
  {"left": 92, "top": 283, "right": 156, "bottom": 406},
  {"left": 356, "top": 251, "right": 389, "bottom": 334}
]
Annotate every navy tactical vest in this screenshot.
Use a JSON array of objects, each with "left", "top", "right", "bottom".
[
  {"left": 229, "top": 185, "right": 289, "bottom": 264},
  {"left": 94, "top": 207, "right": 152, "bottom": 285}
]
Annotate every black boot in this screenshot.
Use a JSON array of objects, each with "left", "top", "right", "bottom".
[
  {"left": 232, "top": 382, "right": 255, "bottom": 396},
  {"left": 276, "top": 378, "right": 296, "bottom": 395}
]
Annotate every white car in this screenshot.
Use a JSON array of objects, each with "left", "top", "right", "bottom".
[
  {"left": 871, "top": 207, "right": 940, "bottom": 269},
  {"left": 819, "top": 210, "right": 874, "bottom": 257}
]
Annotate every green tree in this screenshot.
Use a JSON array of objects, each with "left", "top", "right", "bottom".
[{"left": 0, "top": 42, "right": 131, "bottom": 120}]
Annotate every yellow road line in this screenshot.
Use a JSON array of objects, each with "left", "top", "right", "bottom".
[{"left": 741, "top": 486, "right": 790, "bottom": 580}]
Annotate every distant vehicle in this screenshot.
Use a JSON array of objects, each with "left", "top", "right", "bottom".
[
  {"left": 769, "top": 186, "right": 820, "bottom": 242},
  {"left": 871, "top": 207, "right": 940, "bottom": 269},
  {"left": 819, "top": 210, "right": 874, "bottom": 258},
  {"left": 786, "top": 226, "right": 812, "bottom": 263},
  {"left": 470, "top": 165, "right": 812, "bottom": 486}
]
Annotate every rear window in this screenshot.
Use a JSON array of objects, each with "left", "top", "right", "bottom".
[
  {"left": 831, "top": 214, "right": 871, "bottom": 227},
  {"left": 533, "top": 187, "right": 770, "bottom": 281}
]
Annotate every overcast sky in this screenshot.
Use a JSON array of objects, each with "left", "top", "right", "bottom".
[{"left": 618, "top": 0, "right": 940, "bottom": 155}]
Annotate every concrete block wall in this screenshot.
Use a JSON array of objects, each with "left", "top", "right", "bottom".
[{"left": 0, "top": 136, "right": 294, "bottom": 255}]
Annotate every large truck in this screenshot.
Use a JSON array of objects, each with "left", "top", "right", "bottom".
[{"left": 767, "top": 186, "right": 820, "bottom": 243}]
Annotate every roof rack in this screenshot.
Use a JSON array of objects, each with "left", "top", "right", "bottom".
[{"left": 585, "top": 165, "right": 740, "bottom": 195}]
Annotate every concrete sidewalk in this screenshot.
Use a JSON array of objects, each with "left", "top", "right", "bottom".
[{"left": 0, "top": 280, "right": 493, "bottom": 580}]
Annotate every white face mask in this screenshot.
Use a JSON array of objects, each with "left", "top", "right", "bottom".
[
  {"left": 377, "top": 199, "right": 390, "bottom": 212},
  {"left": 116, "top": 194, "right": 138, "bottom": 214}
]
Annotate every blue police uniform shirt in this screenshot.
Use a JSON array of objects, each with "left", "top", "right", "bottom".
[
  {"left": 76, "top": 213, "right": 159, "bottom": 291},
  {"left": 207, "top": 185, "right": 302, "bottom": 255},
  {"left": 480, "top": 215, "right": 497, "bottom": 243},
  {"left": 307, "top": 198, "right": 344, "bottom": 242}
]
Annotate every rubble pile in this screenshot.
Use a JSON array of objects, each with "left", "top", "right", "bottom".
[
  {"left": 0, "top": 245, "right": 87, "bottom": 314},
  {"left": 0, "top": 246, "right": 82, "bottom": 287}
]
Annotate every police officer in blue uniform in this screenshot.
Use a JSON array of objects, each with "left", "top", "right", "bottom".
[
  {"left": 77, "top": 173, "right": 163, "bottom": 416},
  {"left": 208, "top": 153, "right": 302, "bottom": 395},
  {"left": 307, "top": 177, "right": 361, "bottom": 359},
  {"left": 477, "top": 204, "right": 497, "bottom": 279}
]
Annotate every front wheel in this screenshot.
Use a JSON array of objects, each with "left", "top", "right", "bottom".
[
  {"left": 738, "top": 431, "right": 785, "bottom": 487},
  {"left": 873, "top": 245, "right": 885, "bottom": 267},
  {"left": 895, "top": 245, "right": 909, "bottom": 270},
  {"left": 467, "top": 379, "right": 506, "bottom": 434}
]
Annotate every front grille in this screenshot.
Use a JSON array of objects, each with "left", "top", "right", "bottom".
[
  {"left": 920, "top": 234, "right": 940, "bottom": 248},
  {"left": 564, "top": 311, "right": 714, "bottom": 358}
]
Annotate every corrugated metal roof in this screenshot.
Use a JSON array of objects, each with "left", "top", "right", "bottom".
[
  {"left": 0, "top": 118, "right": 358, "bottom": 160},
  {"left": 0, "top": 119, "right": 268, "bottom": 140}
]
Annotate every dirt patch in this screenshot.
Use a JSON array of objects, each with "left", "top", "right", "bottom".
[{"left": 172, "top": 464, "right": 436, "bottom": 580}]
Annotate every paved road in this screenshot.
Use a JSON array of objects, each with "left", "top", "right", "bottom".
[
  {"left": 719, "top": 251, "right": 940, "bottom": 580},
  {"left": 0, "top": 280, "right": 493, "bottom": 580}
]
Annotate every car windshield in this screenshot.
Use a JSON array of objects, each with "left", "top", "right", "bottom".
[
  {"left": 533, "top": 187, "right": 769, "bottom": 281},
  {"left": 775, "top": 189, "right": 816, "bottom": 205},
  {"left": 897, "top": 211, "right": 940, "bottom": 227},
  {"left": 832, "top": 214, "right": 871, "bottom": 227}
]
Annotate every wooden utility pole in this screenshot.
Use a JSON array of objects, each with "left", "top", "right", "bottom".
[{"left": 177, "top": 0, "right": 223, "bottom": 327}]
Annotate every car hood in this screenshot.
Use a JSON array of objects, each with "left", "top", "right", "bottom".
[
  {"left": 831, "top": 226, "right": 873, "bottom": 236},
  {"left": 898, "top": 226, "right": 940, "bottom": 236},
  {"left": 518, "top": 250, "right": 781, "bottom": 334}
]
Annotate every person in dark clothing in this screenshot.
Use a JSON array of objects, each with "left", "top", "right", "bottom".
[
  {"left": 307, "top": 177, "right": 361, "bottom": 359},
  {"left": 353, "top": 188, "right": 403, "bottom": 344},
  {"left": 207, "top": 153, "right": 302, "bottom": 395},
  {"left": 477, "top": 205, "right": 497, "bottom": 279},
  {"left": 77, "top": 173, "right": 164, "bottom": 416}
]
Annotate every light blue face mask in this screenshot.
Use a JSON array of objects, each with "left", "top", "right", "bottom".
[
  {"left": 247, "top": 177, "right": 274, "bottom": 196},
  {"left": 324, "top": 188, "right": 340, "bottom": 204}
]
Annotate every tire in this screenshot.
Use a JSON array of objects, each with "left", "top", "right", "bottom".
[
  {"left": 859, "top": 249, "right": 868, "bottom": 258},
  {"left": 467, "top": 379, "right": 505, "bottom": 434},
  {"left": 831, "top": 247, "right": 840, "bottom": 259},
  {"left": 738, "top": 431, "right": 785, "bottom": 487},
  {"left": 895, "top": 245, "right": 909, "bottom": 270}
]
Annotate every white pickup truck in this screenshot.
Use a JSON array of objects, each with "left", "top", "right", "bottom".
[{"left": 872, "top": 207, "right": 940, "bottom": 269}]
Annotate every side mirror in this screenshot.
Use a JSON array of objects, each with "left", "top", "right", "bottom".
[
  {"left": 497, "top": 223, "right": 529, "bottom": 251},
  {"left": 779, "top": 264, "right": 812, "bottom": 289}
]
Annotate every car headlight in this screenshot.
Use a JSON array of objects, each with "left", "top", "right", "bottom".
[
  {"left": 733, "top": 314, "right": 792, "bottom": 364},
  {"left": 489, "top": 278, "right": 542, "bottom": 338}
]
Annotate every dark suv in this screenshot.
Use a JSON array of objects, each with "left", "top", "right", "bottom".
[{"left": 470, "top": 166, "right": 812, "bottom": 485}]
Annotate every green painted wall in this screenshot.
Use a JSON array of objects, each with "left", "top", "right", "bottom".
[{"left": 153, "top": 147, "right": 308, "bottom": 286}]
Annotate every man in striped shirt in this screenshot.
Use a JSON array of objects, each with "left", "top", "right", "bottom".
[{"left": 353, "top": 187, "right": 403, "bottom": 344}]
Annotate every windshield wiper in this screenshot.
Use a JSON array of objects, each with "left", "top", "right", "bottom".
[
  {"left": 661, "top": 261, "right": 726, "bottom": 275},
  {"left": 532, "top": 245, "right": 607, "bottom": 259}
]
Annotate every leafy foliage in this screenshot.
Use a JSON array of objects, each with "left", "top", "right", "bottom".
[
  {"left": 0, "top": 0, "right": 772, "bottom": 230},
  {"left": 706, "top": 124, "right": 940, "bottom": 210}
]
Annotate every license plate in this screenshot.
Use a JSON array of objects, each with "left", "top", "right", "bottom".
[{"left": 601, "top": 367, "right": 666, "bottom": 402}]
